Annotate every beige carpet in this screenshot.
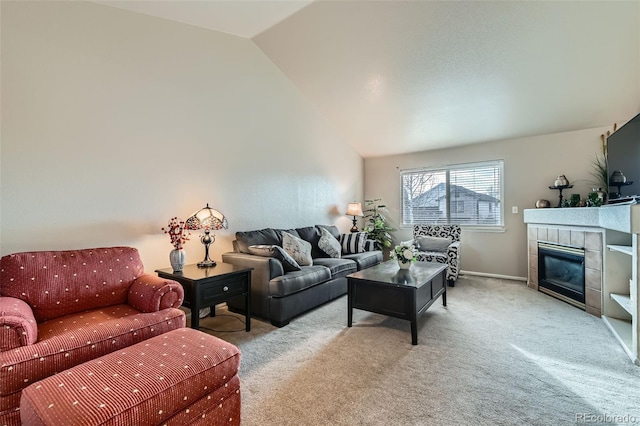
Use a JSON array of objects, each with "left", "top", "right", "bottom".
[{"left": 196, "top": 275, "right": 640, "bottom": 426}]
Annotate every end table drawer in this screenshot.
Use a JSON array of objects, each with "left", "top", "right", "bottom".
[{"left": 201, "top": 276, "right": 247, "bottom": 304}]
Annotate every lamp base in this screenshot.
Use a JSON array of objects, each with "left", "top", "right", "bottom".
[
  {"left": 350, "top": 216, "right": 359, "bottom": 233},
  {"left": 197, "top": 231, "right": 217, "bottom": 268},
  {"left": 197, "top": 260, "right": 217, "bottom": 268}
]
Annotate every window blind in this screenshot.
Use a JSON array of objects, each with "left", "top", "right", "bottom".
[{"left": 401, "top": 160, "right": 503, "bottom": 227}]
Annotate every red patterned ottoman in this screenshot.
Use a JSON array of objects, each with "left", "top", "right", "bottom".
[{"left": 19, "top": 328, "right": 241, "bottom": 425}]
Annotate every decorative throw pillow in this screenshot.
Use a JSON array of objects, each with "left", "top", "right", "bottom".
[
  {"left": 339, "top": 232, "right": 367, "bottom": 254},
  {"left": 282, "top": 232, "right": 313, "bottom": 266},
  {"left": 247, "top": 244, "right": 301, "bottom": 272},
  {"left": 318, "top": 227, "right": 341, "bottom": 258},
  {"left": 364, "top": 240, "right": 377, "bottom": 251},
  {"left": 247, "top": 244, "right": 275, "bottom": 257},
  {"left": 272, "top": 246, "right": 302, "bottom": 272},
  {"left": 416, "top": 236, "right": 452, "bottom": 252}
]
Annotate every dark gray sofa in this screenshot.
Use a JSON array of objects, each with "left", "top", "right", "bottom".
[{"left": 222, "top": 225, "right": 382, "bottom": 327}]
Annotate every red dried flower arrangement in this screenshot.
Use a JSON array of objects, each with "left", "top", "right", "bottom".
[{"left": 162, "top": 217, "right": 190, "bottom": 250}]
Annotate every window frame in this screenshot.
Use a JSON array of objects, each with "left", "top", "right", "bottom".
[{"left": 400, "top": 160, "right": 505, "bottom": 230}]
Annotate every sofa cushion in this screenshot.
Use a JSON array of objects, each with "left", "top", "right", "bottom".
[
  {"left": 413, "top": 224, "right": 461, "bottom": 242},
  {"left": 235, "top": 228, "right": 282, "bottom": 254},
  {"left": 295, "top": 226, "right": 325, "bottom": 259},
  {"left": 312, "top": 258, "right": 356, "bottom": 279},
  {"left": 343, "top": 251, "right": 384, "bottom": 270},
  {"left": 268, "top": 266, "right": 331, "bottom": 298},
  {"left": 248, "top": 245, "right": 301, "bottom": 272},
  {"left": 246, "top": 244, "right": 273, "bottom": 257},
  {"left": 282, "top": 232, "right": 313, "bottom": 266},
  {"left": 0, "top": 247, "right": 145, "bottom": 322},
  {"left": 0, "top": 305, "right": 186, "bottom": 397},
  {"left": 316, "top": 225, "right": 340, "bottom": 240},
  {"left": 416, "top": 235, "right": 452, "bottom": 252},
  {"left": 318, "top": 228, "right": 341, "bottom": 258},
  {"left": 339, "top": 232, "right": 367, "bottom": 254}
]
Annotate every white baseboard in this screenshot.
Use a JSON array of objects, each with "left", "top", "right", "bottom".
[{"left": 460, "top": 270, "right": 527, "bottom": 282}]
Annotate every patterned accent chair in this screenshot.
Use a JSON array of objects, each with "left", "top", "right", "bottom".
[
  {"left": 412, "top": 225, "right": 461, "bottom": 287},
  {"left": 0, "top": 247, "right": 186, "bottom": 426}
]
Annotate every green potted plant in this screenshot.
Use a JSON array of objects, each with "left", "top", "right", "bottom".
[
  {"left": 363, "top": 199, "right": 394, "bottom": 252},
  {"left": 588, "top": 154, "right": 608, "bottom": 204}
]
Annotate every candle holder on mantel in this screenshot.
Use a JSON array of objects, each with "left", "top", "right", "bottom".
[
  {"left": 548, "top": 184, "right": 574, "bottom": 207},
  {"left": 609, "top": 181, "right": 633, "bottom": 199}
]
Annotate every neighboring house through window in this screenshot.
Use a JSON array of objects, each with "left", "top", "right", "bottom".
[{"left": 401, "top": 160, "right": 504, "bottom": 227}]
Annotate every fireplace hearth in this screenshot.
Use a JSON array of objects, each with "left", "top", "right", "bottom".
[{"left": 537, "top": 242, "right": 585, "bottom": 309}]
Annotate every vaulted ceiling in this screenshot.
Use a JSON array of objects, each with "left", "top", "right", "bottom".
[{"left": 95, "top": 1, "right": 640, "bottom": 158}]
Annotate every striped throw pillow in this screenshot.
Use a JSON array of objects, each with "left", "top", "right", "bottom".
[
  {"left": 339, "top": 232, "right": 367, "bottom": 254},
  {"left": 364, "top": 239, "right": 377, "bottom": 251}
]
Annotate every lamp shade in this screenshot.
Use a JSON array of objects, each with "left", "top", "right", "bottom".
[
  {"left": 185, "top": 204, "right": 228, "bottom": 231},
  {"left": 185, "top": 203, "right": 228, "bottom": 268},
  {"left": 346, "top": 202, "right": 363, "bottom": 217}
]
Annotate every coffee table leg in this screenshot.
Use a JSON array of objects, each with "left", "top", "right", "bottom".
[
  {"left": 411, "top": 319, "right": 418, "bottom": 345},
  {"left": 442, "top": 273, "right": 447, "bottom": 306},
  {"left": 347, "top": 280, "right": 353, "bottom": 327},
  {"left": 410, "top": 289, "right": 418, "bottom": 345}
]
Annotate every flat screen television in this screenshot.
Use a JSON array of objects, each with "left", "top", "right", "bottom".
[{"left": 606, "top": 112, "right": 640, "bottom": 201}]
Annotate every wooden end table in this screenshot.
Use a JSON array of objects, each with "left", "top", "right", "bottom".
[
  {"left": 347, "top": 260, "right": 447, "bottom": 345},
  {"left": 156, "top": 263, "right": 252, "bottom": 331}
]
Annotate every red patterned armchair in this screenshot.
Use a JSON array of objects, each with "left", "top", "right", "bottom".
[{"left": 0, "top": 247, "right": 186, "bottom": 425}]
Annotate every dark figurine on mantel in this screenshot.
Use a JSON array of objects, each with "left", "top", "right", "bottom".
[
  {"left": 609, "top": 170, "right": 633, "bottom": 199},
  {"left": 549, "top": 175, "right": 573, "bottom": 207}
]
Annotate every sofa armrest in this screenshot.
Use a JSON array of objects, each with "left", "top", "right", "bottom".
[
  {"left": 128, "top": 274, "right": 184, "bottom": 313},
  {"left": 222, "top": 252, "right": 284, "bottom": 318},
  {"left": 222, "top": 252, "right": 284, "bottom": 280},
  {"left": 0, "top": 297, "right": 38, "bottom": 351}
]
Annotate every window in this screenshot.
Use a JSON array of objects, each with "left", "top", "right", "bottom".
[
  {"left": 452, "top": 200, "right": 465, "bottom": 214},
  {"left": 401, "top": 160, "right": 503, "bottom": 227}
]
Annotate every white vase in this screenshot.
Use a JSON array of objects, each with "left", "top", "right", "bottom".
[
  {"left": 398, "top": 260, "right": 411, "bottom": 270},
  {"left": 170, "top": 249, "right": 186, "bottom": 272}
]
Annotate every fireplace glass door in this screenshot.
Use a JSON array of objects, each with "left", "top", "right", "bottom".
[{"left": 538, "top": 242, "right": 585, "bottom": 306}]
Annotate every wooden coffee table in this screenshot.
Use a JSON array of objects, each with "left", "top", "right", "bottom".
[{"left": 347, "top": 260, "right": 447, "bottom": 345}]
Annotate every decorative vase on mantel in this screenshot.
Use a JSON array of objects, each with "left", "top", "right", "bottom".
[
  {"left": 397, "top": 260, "right": 412, "bottom": 270},
  {"left": 170, "top": 249, "right": 186, "bottom": 272}
]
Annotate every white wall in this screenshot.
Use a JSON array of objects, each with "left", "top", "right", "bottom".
[
  {"left": 364, "top": 126, "right": 618, "bottom": 279},
  {"left": 1, "top": 2, "right": 363, "bottom": 270}
]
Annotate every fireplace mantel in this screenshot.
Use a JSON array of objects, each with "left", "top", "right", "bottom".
[{"left": 524, "top": 204, "right": 640, "bottom": 233}]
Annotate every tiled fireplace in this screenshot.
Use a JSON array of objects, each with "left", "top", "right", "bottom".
[
  {"left": 527, "top": 225, "right": 603, "bottom": 317},
  {"left": 525, "top": 205, "right": 640, "bottom": 365}
]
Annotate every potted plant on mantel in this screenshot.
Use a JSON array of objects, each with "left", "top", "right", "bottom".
[
  {"left": 589, "top": 154, "right": 608, "bottom": 205},
  {"left": 363, "top": 199, "right": 394, "bottom": 259}
]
